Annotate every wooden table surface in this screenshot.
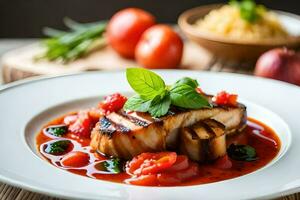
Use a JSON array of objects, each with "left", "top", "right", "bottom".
[{"left": 0, "top": 39, "right": 299, "bottom": 200}]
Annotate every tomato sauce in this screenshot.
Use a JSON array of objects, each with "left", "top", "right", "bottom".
[{"left": 36, "top": 115, "right": 280, "bottom": 186}]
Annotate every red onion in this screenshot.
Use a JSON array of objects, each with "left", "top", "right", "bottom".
[{"left": 254, "top": 48, "right": 300, "bottom": 86}]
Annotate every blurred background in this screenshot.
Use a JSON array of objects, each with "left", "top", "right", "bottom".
[
  {"left": 0, "top": 0, "right": 299, "bottom": 38},
  {"left": 1, "top": 0, "right": 300, "bottom": 86}
]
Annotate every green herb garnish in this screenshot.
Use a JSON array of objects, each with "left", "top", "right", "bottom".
[
  {"left": 227, "top": 144, "right": 258, "bottom": 161},
  {"left": 148, "top": 94, "right": 172, "bottom": 118},
  {"left": 44, "top": 140, "right": 71, "bottom": 155},
  {"left": 124, "top": 68, "right": 211, "bottom": 118},
  {"left": 46, "top": 125, "right": 68, "bottom": 137},
  {"left": 170, "top": 82, "right": 209, "bottom": 109},
  {"left": 174, "top": 77, "right": 199, "bottom": 88},
  {"left": 126, "top": 68, "right": 166, "bottom": 100},
  {"left": 39, "top": 18, "right": 106, "bottom": 62},
  {"left": 230, "top": 0, "right": 266, "bottom": 23},
  {"left": 95, "top": 158, "right": 122, "bottom": 174}
]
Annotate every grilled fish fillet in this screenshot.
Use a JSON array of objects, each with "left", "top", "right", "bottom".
[
  {"left": 90, "top": 103, "right": 246, "bottom": 160},
  {"left": 180, "top": 119, "right": 226, "bottom": 162}
]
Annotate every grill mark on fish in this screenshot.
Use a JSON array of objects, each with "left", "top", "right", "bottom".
[
  {"left": 119, "top": 110, "right": 150, "bottom": 127},
  {"left": 202, "top": 119, "right": 226, "bottom": 137},
  {"left": 190, "top": 129, "right": 199, "bottom": 140},
  {"left": 99, "top": 116, "right": 130, "bottom": 137},
  {"left": 201, "top": 122, "right": 215, "bottom": 137},
  {"left": 203, "top": 119, "right": 226, "bottom": 130},
  {"left": 99, "top": 117, "right": 116, "bottom": 137},
  {"left": 117, "top": 125, "right": 131, "bottom": 133}
]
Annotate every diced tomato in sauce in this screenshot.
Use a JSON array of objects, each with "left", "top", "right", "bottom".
[
  {"left": 213, "top": 91, "right": 238, "bottom": 106},
  {"left": 98, "top": 93, "right": 127, "bottom": 114},
  {"left": 125, "top": 152, "right": 199, "bottom": 186},
  {"left": 64, "top": 111, "right": 94, "bottom": 138}
]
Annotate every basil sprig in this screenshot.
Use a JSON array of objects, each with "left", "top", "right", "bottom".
[
  {"left": 124, "top": 68, "right": 211, "bottom": 118},
  {"left": 230, "top": 0, "right": 266, "bottom": 23},
  {"left": 227, "top": 144, "right": 258, "bottom": 161}
]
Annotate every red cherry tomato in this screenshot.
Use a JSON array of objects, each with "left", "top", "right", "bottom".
[
  {"left": 126, "top": 152, "right": 177, "bottom": 175},
  {"left": 213, "top": 91, "right": 238, "bottom": 106},
  {"left": 67, "top": 111, "right": 93, "bottom": 138},
  {"left": 125, "top": 153, "right": 153, "bottom": 175},
  {"left": 107, "top": 8, "right": 155, "bottom": 58},
  {"left": 125, "top": 174, "right": 158, "bottom": 186},
  {"left": 61, "top": 151, "right": 90, "bottom": 168},
  {"left": 98, "top": 93, "right": 127, "bottom": 114},
  {"left": 135, "top": 24, "right": 183, "bottom": 69},
  {"left": 214, "top": 155, "right": 232, "bottom": 169}
]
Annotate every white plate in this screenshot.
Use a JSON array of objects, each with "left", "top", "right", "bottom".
[{"left": 1, "top": 70, "right": 300, "bottom": 200}]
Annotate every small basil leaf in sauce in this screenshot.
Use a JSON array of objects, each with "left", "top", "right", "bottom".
[
  {"left": 95, "top": 158, "right": 122, "bottom": 174},
  {"left": 227, "top": 144, "right": 257, "bottom": 161},
  {"left": 46, "top": 125, "right": 68, "bottom": 137},
  {"left": 45, "top": 140, "right": 71, "bottom": 155}
]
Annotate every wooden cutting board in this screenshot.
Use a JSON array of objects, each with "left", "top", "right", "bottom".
[{"left": 1, "top": 41, "right": 214, "bottom": 83}]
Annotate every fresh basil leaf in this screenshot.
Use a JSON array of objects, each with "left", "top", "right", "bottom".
[
  {"left": 227, "top": 144, "right": 257, "bottom": 161},
  {"left": 148, "top": 94, "right": 171, "bottom": 118},
  {"left": 126, "top": 68, "right": 166, "bottom": 99},
  {"left": 240, "top": 0, "right": 258, "bottom": 23},
  {"left": 124, "top": 95, "right": 152, "bottom": 112},
  {"left": 44, "top": 140, "right": 71, "bottom": 155},
  {"left": 170, "top": 84, "right": 210, "bottom": 109},
  {"left": 95, "top": 158, "right": 122, "bottom": 174},
  {"left": 46, "top": 125, "right": 68, "bottom": 137},
  {"left": 230, "top": 0, "right": 262, "bottom": 23},
  {"left": 175, "top": 77, "right": 199, "bottom": 88}
]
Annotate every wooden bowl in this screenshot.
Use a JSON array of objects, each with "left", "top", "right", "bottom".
[{"left": 178, "top": 4, "right": 300, "bottom": 62}]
